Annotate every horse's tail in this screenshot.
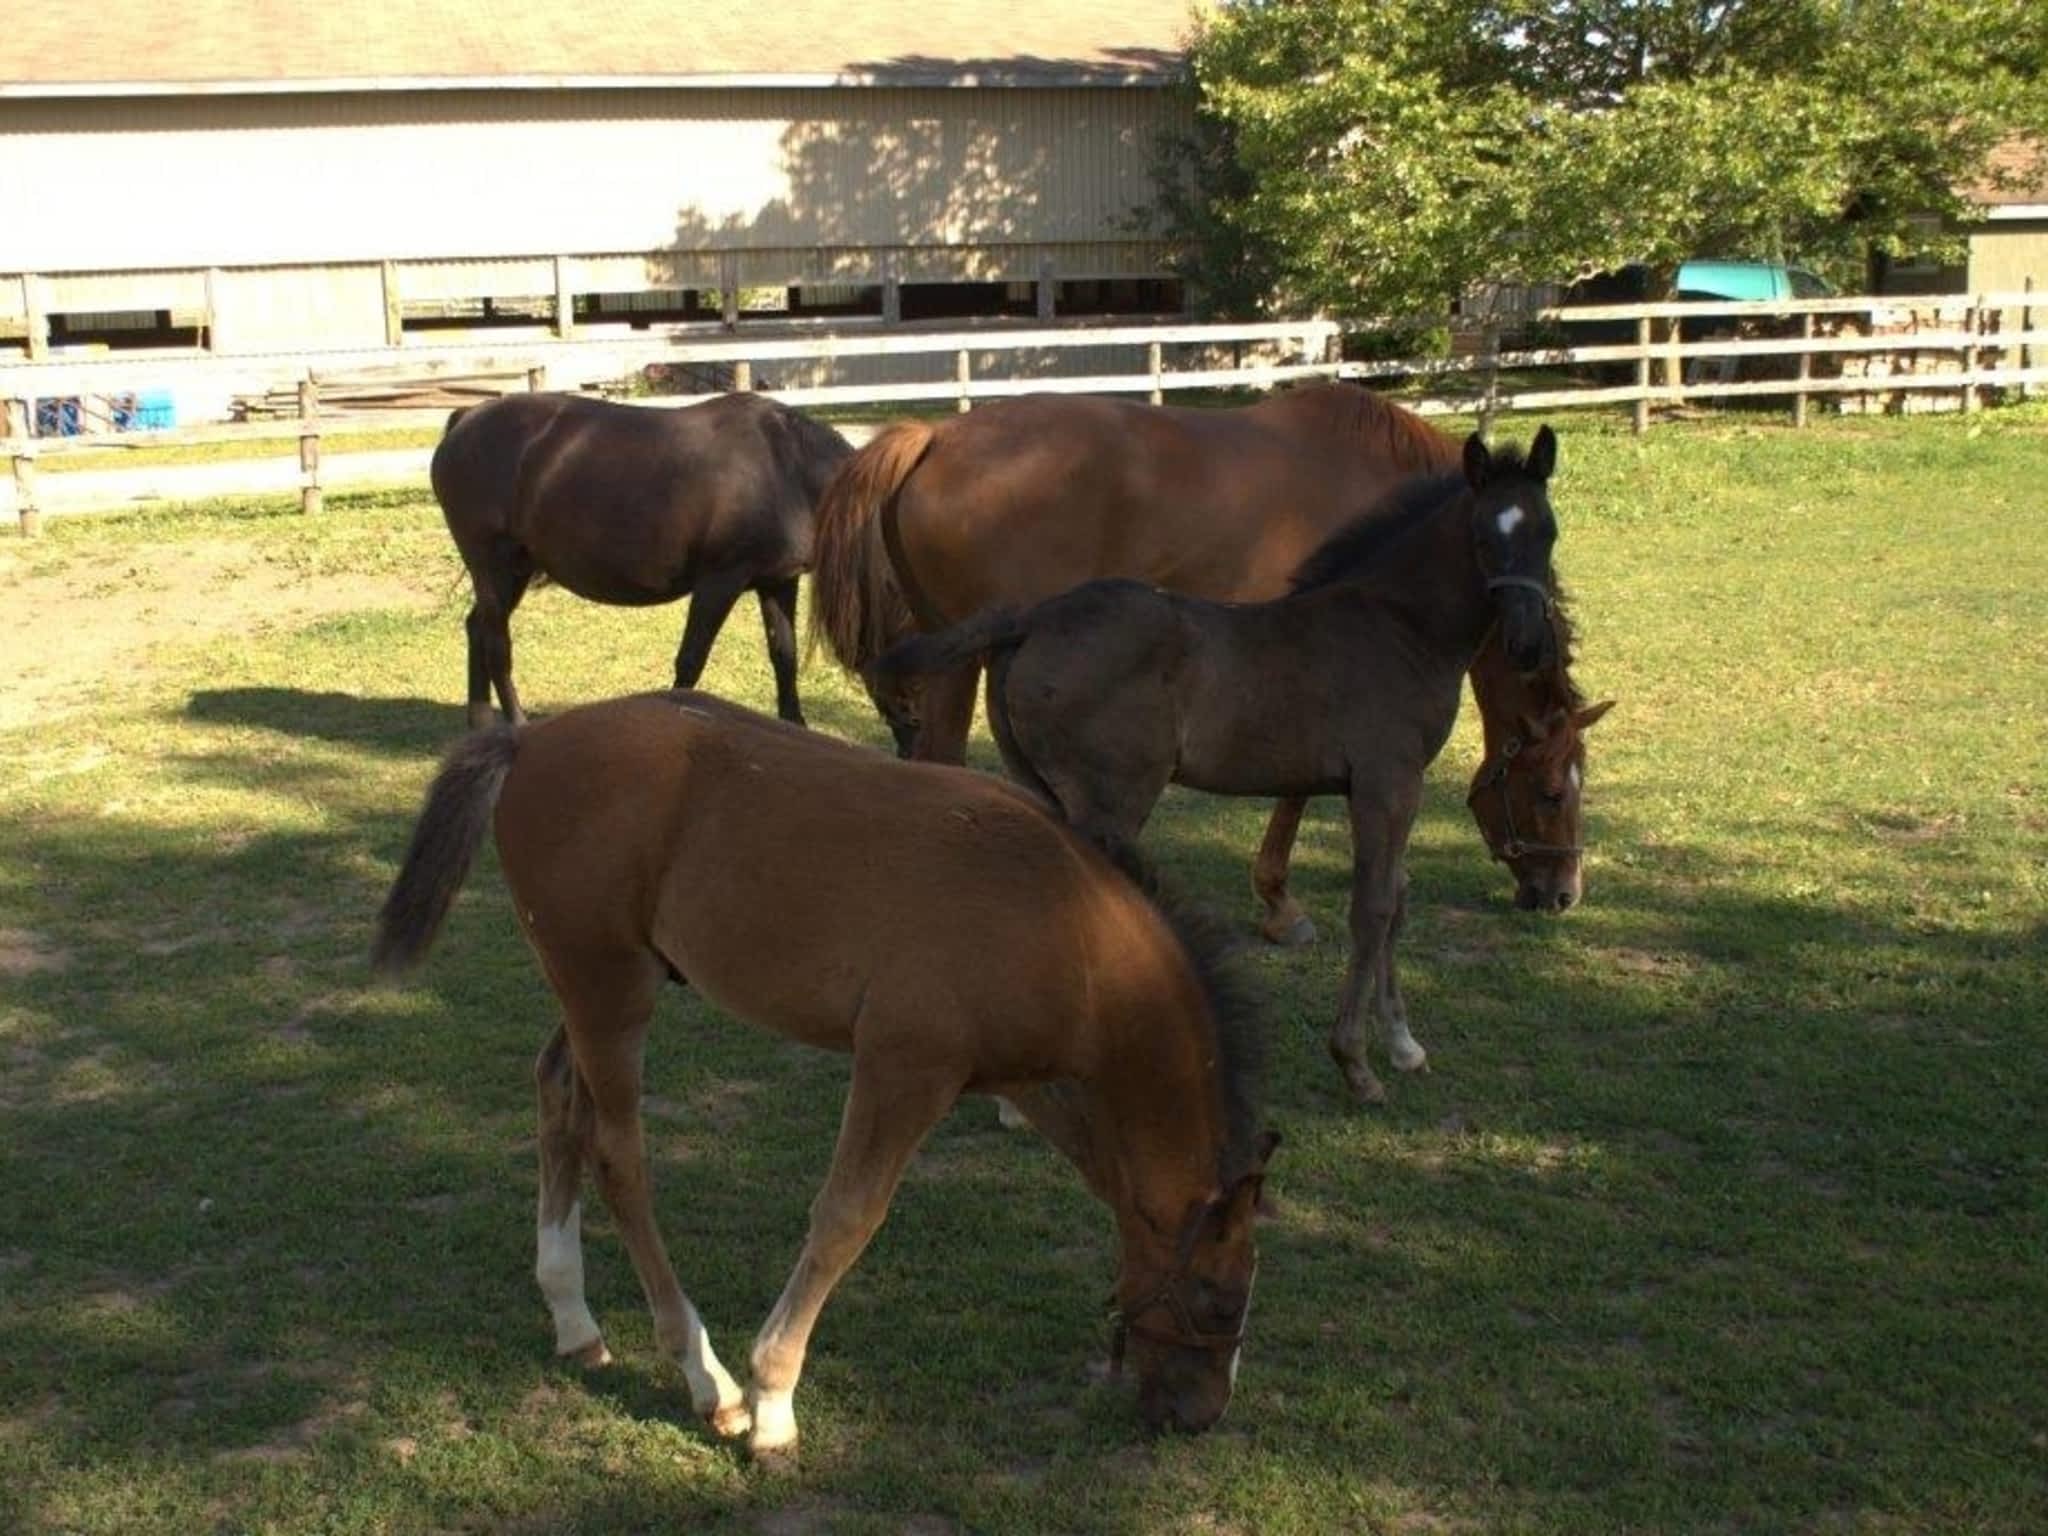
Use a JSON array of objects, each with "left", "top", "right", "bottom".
[
  {"left": 872, "top": 606, "right": 1029, "bottom": 681},
  {"left": 768, "top": 402, "right": 856, "bottom": 509},
  {"left": 806, "top": 419, "right": 938, "bottom": 672},
  {"left": 371, "top": 726, "right": 523, "bottom": 977}
]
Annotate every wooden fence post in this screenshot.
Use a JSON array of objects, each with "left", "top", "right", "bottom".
[
  {"left": 6, "top": 398, "right": 36, "bottom": 537},
  {"left": 733, "top": 360, "right": 753, "bottom": 393},
  {"left": 1148, "top": 341, "right": 1164, "bottom": 406},
  {"left": 527, "top": 365, "right": 548, "bottom": 393},
  {"left": 956, "top": 350, "right": 972, "bottom": 413},
  {"left": 2023, "top": 277, "right": 2036, "bottom": 401},
  {"left": 554, "top": 255, "right": 576, "bottom": 341},
  {"left": 23, "top": 275, "right": 47, "bottom": 362},
  {"left": 1961, "top": 303, "right": 1979, "bottom": 415},
  {"left": 1632, "top": 316, "right": 1652, "bottom": 435},
  {"left": 1793, "top": 313, "right": 1814, "bottom": 429},
  {"left": 298, "top": 377, "right": 322, "bottom": 516},
  {"left": 381, "top": 260, "right": 403, "bottom": 347},
  {"left": 1476, "top": 322, "right": 1502, "bottom": 438}
]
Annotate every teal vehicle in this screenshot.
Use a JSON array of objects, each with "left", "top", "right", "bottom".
[{"left": 1673, "top": 259, "right": 1834, "bottom": 302}]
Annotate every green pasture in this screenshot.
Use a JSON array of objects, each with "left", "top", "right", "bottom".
[{"left": 0, "top": 408, "right": 2043, "bottom": 1534}]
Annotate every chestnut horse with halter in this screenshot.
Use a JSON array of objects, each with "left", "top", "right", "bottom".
[
  {"left": 372, "top": 691, "right": 1275, "bottom": 1454},
  {"left": 877, "top": 432, "right": 1568, "bottom": 1103},
  {"left": 806, "top": 381, "right": 1607, "bottom": 921}
]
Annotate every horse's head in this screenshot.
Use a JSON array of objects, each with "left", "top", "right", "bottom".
[
  {"left": 1468, "top": 699, "right": 1614, "bottom": 913},
  {"left": 1465, "top": 425, "right": 1560, "bottom": 675},
  {"left": 1116, "top": 1131, "right": 1278, "bottom": 1434},
  {"left": 859, "top": 663, "right": 923, "bottom": 758}
]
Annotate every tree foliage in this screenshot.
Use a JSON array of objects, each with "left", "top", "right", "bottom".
[{"left": 1151, "top": 1, "right": 2048, "bottom": 317}]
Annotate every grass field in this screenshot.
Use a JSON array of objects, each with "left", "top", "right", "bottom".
[{"left": 0, "top": 408, "right": 2043, "bottom": 1535}]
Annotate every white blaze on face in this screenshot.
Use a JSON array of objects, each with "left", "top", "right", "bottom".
[
  {"left": 1569, "top": 762, "right": 1583, "bottom": 795},
  {"left": 1495, "top": 505, "right": 1527, "bottom": 537}
]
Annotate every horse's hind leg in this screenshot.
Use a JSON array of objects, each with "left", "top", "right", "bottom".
[
  {"left": 747, "top": 1048, "right": 958, "bottom": 1460},
  {"left": 557, "top": 951, "right": 748, "bottom": 1437},
  {"left": 534, "top": 1025, "right": 608, "bottom": 1366},
  {"left": 1253, "top": 798, "right": 1318, "bottom": 947},
  {"left": 755, "top": 575, "right": 806, "bottom": 725},
  {"left": 465, "top": 545, "right": 532, "bottom": 730},
  {"left": 671, "top": 569, "right": 749, "bottom": 694},
  {"left": 912, "top": 660, "right": 979, "bottom": 765}
]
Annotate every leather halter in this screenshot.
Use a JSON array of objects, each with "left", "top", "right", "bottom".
[
  {"left": 1468, "top": 734, "right": 1583, "bottom": 864},
  {"left": 1107, "top": 1203, "right": 1249, "bottom": 1376},
  {"left": 1485, "top": 573, "right": 1556, "bottom": 609}
]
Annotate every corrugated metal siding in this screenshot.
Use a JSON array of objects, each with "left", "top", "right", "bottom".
[
  {"left": 1, "top": 86, "right": 1186, "bottom": 271},
  {"left": 209, "top": 265, "right": 388, "bottom": 351},
  {"left": 40, "top": 270, "right": 209, "bottom": 311}
]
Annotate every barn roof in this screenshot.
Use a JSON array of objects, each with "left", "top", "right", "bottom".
[{"left": 0, "top": 0, "right": 1199, "bottom": 95}]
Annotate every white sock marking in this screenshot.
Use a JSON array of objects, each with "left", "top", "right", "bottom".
[{"left": 535, "top": 1202, "right": 603, "bottom": 1356}]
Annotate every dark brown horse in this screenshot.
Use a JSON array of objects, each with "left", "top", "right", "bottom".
[
  {"left": 371, "top": 690, "right": 1276, "bottom": 1454},
  {"left": 878, "top": 431, "right": 1564, "bottom": 1104},
  {"left": 432, "top": 391, "right": 851, "bottom": 731},
  {"left": 804, "top": 381, "right": 1594, "bottom": 919}
]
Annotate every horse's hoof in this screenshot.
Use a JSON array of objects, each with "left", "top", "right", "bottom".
[
  {"left": 1261, "top": 914, "right": 1317, "bottom": 948},
  {"left": 1334, "top": 1060, "right": 1387, "bottom": 1105},
  {"left": 1390, "top": 1040, "right": 1430, "bottom": 1075},
  {"left": 748, "top": 1436, "right": 800, "bottom": 1474},
  {"left": 560, "top": 1338, "right": 612, "bottom": 1369},
  {"left": 996, "top": 1098, "right": 1030, "bottom": 1131},
  {"left": 707, "top": 1400, "right": 753, "bottom": 1440}
]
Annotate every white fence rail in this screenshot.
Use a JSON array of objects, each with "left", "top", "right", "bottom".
[{"left": 5, "top": 296, "right": 2045, "bottom": 531}]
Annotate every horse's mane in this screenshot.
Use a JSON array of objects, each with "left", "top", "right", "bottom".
[
  {"left": 1097, "top": 838, "right": 1266, "bottom": 1184},
  {"left": 1288, "top": 470, "right": 1465, "bottom": 593},
  {"left": 1285, "top": 379, "right": 1463, "bottom": 476},
  {"left": 1290, "top": 440, "right": 1565, "bottom": 600},
  {"left": 764, "top": 399, "right": 855, "bottom": 498}
]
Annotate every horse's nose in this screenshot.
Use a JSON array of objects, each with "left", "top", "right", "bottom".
[{"left": 1553, "top": 888, "right": 1575, "bottom": 913}]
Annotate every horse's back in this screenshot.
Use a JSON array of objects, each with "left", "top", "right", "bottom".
[
  {"left": 433, "top": 393, "right": 826, "bottom": 600},
  {"left": 492, "top": 691, "right": 1182, "bottom": 1072},
  {"left": 890, "top": 389, "right": 1421, "bottom": 618}
]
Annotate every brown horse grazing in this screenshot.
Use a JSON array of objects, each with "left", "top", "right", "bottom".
[
  {"left": 804, "top": 380, "right": 1592, "bottom": 922},
  {"left": 877, "top": 430, "right": 1563, "bottom": 1104},
  {"left": 431, "top": 391, "right": 851, "bottom": 731},
  {"left": 371, "top": 690, "right": 1277, "bottom": 1454}
]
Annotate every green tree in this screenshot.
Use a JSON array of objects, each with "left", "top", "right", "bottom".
[{"left": 1152, "top": 1, "right": 2048, "bottom": 319}]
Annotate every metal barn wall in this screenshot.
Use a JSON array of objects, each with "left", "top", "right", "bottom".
[{"left": 0, "top": 85, "right": 1184, "bottom": 272}]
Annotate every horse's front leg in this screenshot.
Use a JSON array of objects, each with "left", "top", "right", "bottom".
[
  {"left": 1252, "top": 797, "right": 1317, "bottom": 946},
  {"left": 746, "top": 1053, "right": 958, "bottom": 1463},
  {"left": 1328, "top": 790, "right": 1419, "bottom": 1105}
]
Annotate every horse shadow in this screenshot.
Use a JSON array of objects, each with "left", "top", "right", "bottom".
[{"left": 185, "top": 686, "right": 464, "bottom": 759}]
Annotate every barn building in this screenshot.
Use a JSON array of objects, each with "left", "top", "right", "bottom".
[{"left": 0, "top": 1, "right": 1198, "bottom": 384}]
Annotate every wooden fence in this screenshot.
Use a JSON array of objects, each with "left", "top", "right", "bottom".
[{"left": 5, "top": 294, "right": 2045, "bottom": 532}]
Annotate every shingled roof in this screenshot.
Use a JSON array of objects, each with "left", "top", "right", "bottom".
[{"left": 0, "top": 0, "right": 1198, "bottom": 94}]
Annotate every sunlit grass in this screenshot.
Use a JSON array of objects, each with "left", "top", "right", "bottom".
[{"left": 0, "top": 407, "right": 2043, "bottom": 1533}]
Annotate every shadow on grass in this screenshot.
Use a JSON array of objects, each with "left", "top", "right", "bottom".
[{"left": 2, "top": 687, "right": 2044, "bottom": 1533}]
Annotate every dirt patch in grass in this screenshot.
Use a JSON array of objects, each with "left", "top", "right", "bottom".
[
  {"left": 0, "top": 538, "right": 430, "bottom": 729},
  {"left": 0, "top": 926, "right": 68, "bottom": 977}
]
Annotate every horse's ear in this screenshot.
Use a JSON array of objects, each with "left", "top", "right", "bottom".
[
  {"left": 1462, "top": 432, "right": 1491, "bottom": 488},
  {"left": 1216, "top": 1132, "right": 1281, "bottom": 1241},
  {"left": 1520, "top": 710, "right": 1550, "bottom": 743},
  {"left": 1574, "top": 698, "right": 1616, "bottom": 731},
  {"left": 1528, "top": 424, "right": 1558, "bottom": 481}
]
